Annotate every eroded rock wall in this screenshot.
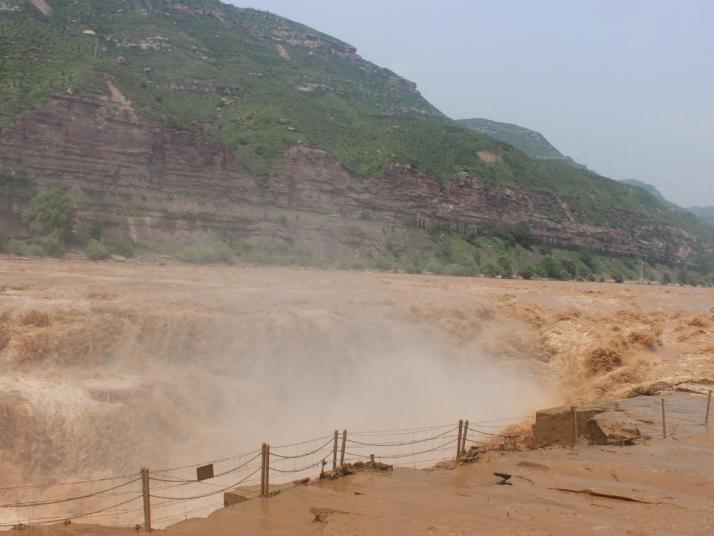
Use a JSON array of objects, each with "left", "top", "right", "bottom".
[{"left": 0, "top": 97, "right": 699, "bottom": 261}]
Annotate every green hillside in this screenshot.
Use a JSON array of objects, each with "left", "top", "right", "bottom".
[
  {"left": 0, "top": 0, "right": 711, "bottom": 246},
  {"left": 457, "top": 117, "right": 568, "bottom": 161}
]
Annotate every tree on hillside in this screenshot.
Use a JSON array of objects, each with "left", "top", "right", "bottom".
[
  {"left": 540, "top": 255, "right": 568, "bottom": 280},
  {"left": 23, "top": 188, "right": 75, "bottom": 240}
]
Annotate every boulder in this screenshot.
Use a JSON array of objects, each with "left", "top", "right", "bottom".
[
  {"left": 532, "top": 402, "right": 614, "bottom": 447},
  {"left": 586, "top": 411, "right": 644, "bottom": 445}
]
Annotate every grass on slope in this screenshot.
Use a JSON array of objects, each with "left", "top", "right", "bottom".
[{"left": 0, "top": 14, "right": 102, "bottom": 126}]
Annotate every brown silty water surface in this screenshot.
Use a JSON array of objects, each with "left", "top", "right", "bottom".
[{"left": 0, "top": 259, "right": 713, "bottom": 533}]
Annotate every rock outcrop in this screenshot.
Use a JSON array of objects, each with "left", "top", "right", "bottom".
[
  {"left": 0, "top": 97, "right": 702, "bottom": 261},
  {"left": 532, "top": 402, "right": 645, "bottom": 447},
  {"left": 532, "top": 391, "right": 710, "bottom": 447},
  {"left": 532, "top": 402, "right": 616, "bottom": 447},
  {"left": 586, "top": 411, "right": 642, "bottom": 445}
]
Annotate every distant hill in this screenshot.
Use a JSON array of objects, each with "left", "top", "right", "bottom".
[
  {"left": 688, "top": 207, "right": 714, "bottom": 226},
  {"left": 456, "top": 121, "right": 710, "bottom": 231},
  {"left": 621, "top": 179, "right": 676, "bottom": 208},
  {"left": 456, "top": 118, "right": 571, "bottom": 161},
  {"left": 620, "top": 179, "right": 714, "bottom": 227}
]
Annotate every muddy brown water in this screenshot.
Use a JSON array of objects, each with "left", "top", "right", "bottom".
[{"left": 0, "top": 260, "right": 713, "bottom": 533}]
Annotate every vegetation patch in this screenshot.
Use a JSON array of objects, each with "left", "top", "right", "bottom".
[{"left": 173, "top": 241, "right": 236, "bottom": 265}]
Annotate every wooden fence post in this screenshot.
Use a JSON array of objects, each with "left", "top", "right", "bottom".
[
  {"left": 141, "top": 468, "right": 151, "bottom": 533},
  {"left": 265, "top": 444, "right": 270, "bottom": 497},
  {"left": 571, "top": 406, "right": 578, "bottom": 447},
  {"left": 661, "top": 398, "right": 667, "bottom": 439},
  {"left": 340, "top": 430, "right": 347, "bottom": 467},
  {"left": 461, "top": 420, "right": 469, "bottom": 457},
  {"left": 456, "top": 420, "right": 463, "bottom": 460},
  {"left": 332, "top": 430, "right": 339, "bottom": 471},
  {"left": 260, "top": 443, "right": 267, "bottom": 497},
  {"left": 706, "top": 390, "right": 712, "bottom": 427}
]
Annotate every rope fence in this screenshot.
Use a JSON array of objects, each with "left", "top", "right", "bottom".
[
  {"left": 0, "top": 417, "right": 517, "bottom": 531},
  {"left": 1, "top": 391, "right": 709, "bottom": 532}
]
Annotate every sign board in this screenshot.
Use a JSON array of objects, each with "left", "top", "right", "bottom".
[{"left": 196, "top": 464, "right": 215, "bottom": 482}]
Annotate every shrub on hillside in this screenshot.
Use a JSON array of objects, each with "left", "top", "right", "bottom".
[
  {"left": 579, "top": 251, "right": 596, "bottom": 271},
  {"left": 496, "top": 255, "right": 514, "bottom": 278},
  {"left": 677, "top": 270, "right": 689, "bottom": 285},
  {"left": 422, "top": 257, "right": 446, "bottom": 274},
  {"left": 175, "top": 242, "right": 235, "bottom": 264},
  {"left": 540, "top": 256, "right": 568, "bottom": 280},
  {"left": 6, "top": 239, "right": 44, "bottom": 257},
  {"left": 561, "top": 258, "right": 578, "bottom": 278},
  {"left": 33, "top": 232, "right": 65, "bottom": 257},
  {"left": 86, "top": 239, "right": 110, "bottom": 261},
  {"left": 442, "top": 263, "right": 478, "bottom": 277},
  {"left": 23, "top": 188, "right": 75, "bottom": 240},
  {"left": 5, "top": 234, "right": 64, "bottom": 257},
  {"left": 518, "top": 266, "right": 537, "bottom": 280},
  {"left": 480, "top": 258, "right": 511, "bottom": 278},
  {"left": 578, "top": 265, "right": 594, "bottom": 281},
  {"left": 106, "top": 241, "right": 135, "bottom": 258}
]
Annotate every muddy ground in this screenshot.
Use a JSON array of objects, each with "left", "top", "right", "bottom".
[{"left": 1, "top": 259, "right": 713, "bottom": 534}]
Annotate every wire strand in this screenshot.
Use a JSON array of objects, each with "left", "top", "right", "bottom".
[
  {"left": 349, "top": 423, "right": 454, "bottom": 436},
  {"left": 270, "top": 434, "right": 334, "bottom": 449},
  {"left": 346, "top": 427, "right": 457, "bottom": 447},
  {"left": 151, "top": 500, "right": 224, "bottom": 524},
  {"left": 0, "top": 473, "right": 140, "bottom": 492},
  {"left": 0, "top": 495, "right": 143, "bottom": 527},
  {"left": 151, "top": 447, "right": 263, "bottom": 475},
  {"left": 0, "top": 478, "right": 141, "bottom": 509},
  {"left": 150, "top": 467, "right": 261, "bottom": 502},
  {"left": 269, "top": 458, "right": 325, "bottom": 474},
  {"left": 373, "top": 438, "right": 458, "bottom": 460},
  {"left": 270, "top": 437, "right": 333, "bottom": 460},
  {"left": 149, "top": 452, "right": 263, "bottom": 484}
]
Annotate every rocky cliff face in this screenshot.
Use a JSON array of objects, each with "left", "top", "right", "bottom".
[{"left": 0, "top": 97, "right": 699, "bottom": 262}]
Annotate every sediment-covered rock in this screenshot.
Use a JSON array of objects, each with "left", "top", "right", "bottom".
[
  {"left": 586, "top": 411, "right": 643, "bottom": 445},
  {"left": 532, "top": 402, "right": 615, "bottom": 447}
]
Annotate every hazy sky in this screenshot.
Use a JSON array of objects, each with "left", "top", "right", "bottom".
[{"left": 231, "top": 1, "right": 713, "bottom": 207}]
